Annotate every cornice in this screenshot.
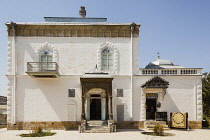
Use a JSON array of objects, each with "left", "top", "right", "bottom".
[{"left": 6, "top": 24, "right": 140, "bottom": 37}]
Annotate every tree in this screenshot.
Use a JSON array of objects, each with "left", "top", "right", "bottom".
[{"left": 202, "top": 72, "right": 210, "bottom": 127}]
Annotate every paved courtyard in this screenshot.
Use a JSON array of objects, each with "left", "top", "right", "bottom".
[{"left": 0, "top": 128, "right": 210, "bottom": 140}]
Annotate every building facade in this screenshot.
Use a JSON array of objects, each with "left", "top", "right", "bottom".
[{"left": 6, "top": 7, "right": 202, "bottom": 131}]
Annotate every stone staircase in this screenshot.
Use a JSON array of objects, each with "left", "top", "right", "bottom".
[
  {"left": 85, "top": 121, "right": 111, "bottom": 133},
  {"left": 144, "top": 121, "right": 170, "bottom": 130}
]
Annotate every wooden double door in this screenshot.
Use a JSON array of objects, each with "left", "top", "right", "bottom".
[{"left": 146, "top": 98, "right": 157, "bottom": 120}]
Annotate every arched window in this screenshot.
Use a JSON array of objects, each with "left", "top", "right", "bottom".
[
  {"left": 101, "top": 47, "right": 113, "bottom": 70},
  {"left": 40, "top": 49, "right": 53, "bottom": 70}
]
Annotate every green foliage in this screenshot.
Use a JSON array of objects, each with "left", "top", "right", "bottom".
[
  {"left": 34, "top": 126, "right": 43, "bottom": 134},
  {"left": 20, "top": 132, "right": 56, "bottom": 137},
  {"left": 142, "top": 132, "right": 174, "bottom": 137},
  {"left": 20, "top": 126, "right": 56, "bottom": 137},
  {"left": 153, "top": 124, "right": 164, "bottom": 136},
  {"left": 202, "top": 72, "right": 210, "bottom": 127},
  {"left": 203, "top": 114, "right": 210, "bottom": 128}
]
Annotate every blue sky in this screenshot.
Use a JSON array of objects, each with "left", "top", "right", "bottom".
[{"left": 0, "top": 0, "right": 210, "bottom": 96}]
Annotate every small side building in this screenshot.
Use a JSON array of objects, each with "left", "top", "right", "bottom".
[
  {"left": 0, "top": 96, "right": 7, "bottom": 125},
  {"left": 0, "top": 96, "right": 7, "bottom": 115}
]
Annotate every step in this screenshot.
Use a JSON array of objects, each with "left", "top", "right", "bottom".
[
  {"left": 86, "top": 127, "right": 110, "bottom": 130},
  {"left": 87, "top": 120, "right": 107, "bottom": 123},
  {"left": 85, "top": 129, "right": 111, "bottom": 133},
  {"left": 84, "top": 121, "right": 110, "bottom": 133},
  {"left": 86, "top": 126, "right": 109, "bottom": 128},
  {"left": 87, "top": 121, "right": 107, "bottom": 124},
  {"left": 87, "top": 121, "right": 107, "bottom": 126},
  {"left": 86, "top": 128, "right": 110, "bottom": 131},
  {"left": 86, "top": 123, "right": 108, "bottom": 126}
]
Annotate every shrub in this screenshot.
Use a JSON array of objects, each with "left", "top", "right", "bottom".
[
  {"left": 34, "top": 126, "right": 43, "bottom": 134},
  {"left": 20, "top": 126, "right": 56, "bottom": 137},
  {"left": 153, "top": 124, "right": 164, "bottom": 136}
]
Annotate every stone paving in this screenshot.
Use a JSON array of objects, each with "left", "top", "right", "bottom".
[{"left": 0, "top": 128, "right": 210, "bottom": 140}]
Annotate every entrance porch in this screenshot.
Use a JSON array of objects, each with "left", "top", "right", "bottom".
[{"left": 79, "top": 73, "right": 115, "bottom": 133}]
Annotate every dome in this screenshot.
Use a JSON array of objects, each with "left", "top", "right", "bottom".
[
  {"left": 150, "top": 59, "right": 174, "bottom": 65},
  {"left": 145, "top": 59, "right": 174, "bottom": 69}
]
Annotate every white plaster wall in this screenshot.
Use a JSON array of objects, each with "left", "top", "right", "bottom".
[
  {"left": 132, "top": 37, "right": 139, "bottom": 75},
  {"left": 112, "top": 76, "right": 132, "bottom": 121},
  {"left": 15, "top": 75, "right": 201, "bottom": 122},
  {"left": 15, "top": 76, "right": 134, "bottom": 122},
  {"left": 132, "top": 75, "right": 202, "bottom": 121},
  {"left": 16, "top": 76, "right": 82, "bottom": 122},
  {"left": 13, "top": 37, "right": 134, "bottom": 76}
]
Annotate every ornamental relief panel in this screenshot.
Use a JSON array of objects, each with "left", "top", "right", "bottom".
[{"left": 83, "top": 82, "right": 111, "bottom": 95}]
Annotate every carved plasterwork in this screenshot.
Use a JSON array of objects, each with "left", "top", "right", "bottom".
[
  {"left": 196, "top": 81, "right": 203, "bottom": 121},
  {"left": 7, "top": 41, "right": 12, "bottom": 75},
  {"left": 67, "top": 100, "right": 77, "bottom": 106},
  {"left": 7, "top": 77, "right": 13, "bottom": 123},
  {"left": 35, "top": 42, "right": 58, "bottom": 62},
  {"left": 142, "top": 76, "right": 169, "bottom": 88},
  {"left": 82, "top": 82, "right": 112, "bottom": 95},
  {"left": 7, "top": 24, "right": 140, "bottom": 37},
  {"left": 86, "top": 88, "right": 106, "bottom": 98},
  {"left": 97, "top": 41, "right": 118, "bottom": 74},
  {"left": 80, "top": 78, "right": 113, "bottom": 96}
]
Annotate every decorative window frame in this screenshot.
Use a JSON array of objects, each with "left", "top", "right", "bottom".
[
  {"left": 35, "top": 42, "right": 58, "bottom": 63},
  {"left": 97, "top": 41, "right": 118, "bottom": 74}
]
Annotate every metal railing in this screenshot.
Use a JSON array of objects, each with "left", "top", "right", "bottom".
[{"left": 27, "top": 62, "right": 59, "bottom": 72}]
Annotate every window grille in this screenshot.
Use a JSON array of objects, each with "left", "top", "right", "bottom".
[
  {"left": 68, "top": 89, "right": 75, "bottom": 97},
  {"left": 40, "top": 49, "right": 53, "bottom": 70},
  {"left": 117, "top": 89, "right": 123, "bottom": 97},
  {"left": 101, "top": 47, "right": 113, "bottom": 70}
]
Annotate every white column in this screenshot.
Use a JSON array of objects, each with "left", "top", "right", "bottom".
[
  {"left": 101, "top": 98, "right": 106, "bottom": 120},
  {"left": 85, "top": 98, "right": 90, "bottom": 120}
]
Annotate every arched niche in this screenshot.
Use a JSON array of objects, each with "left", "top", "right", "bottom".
[{"left": 66, "top": 100, "right": 77, "bottom": 121}]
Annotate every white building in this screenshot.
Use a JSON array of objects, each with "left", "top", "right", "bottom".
[{"left": 6, "top": 7, "right": 202, "bottom": 131}]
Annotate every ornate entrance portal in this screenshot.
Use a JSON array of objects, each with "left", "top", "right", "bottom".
[
  {"left": 80, "top": 77, "right": 113, "bottom": 121},
  {"left": 84, "top": 88, "right": 107, "bottom": 120},
  {"left": 142, "top": 76, "right": 169, "bottom": 121}
]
